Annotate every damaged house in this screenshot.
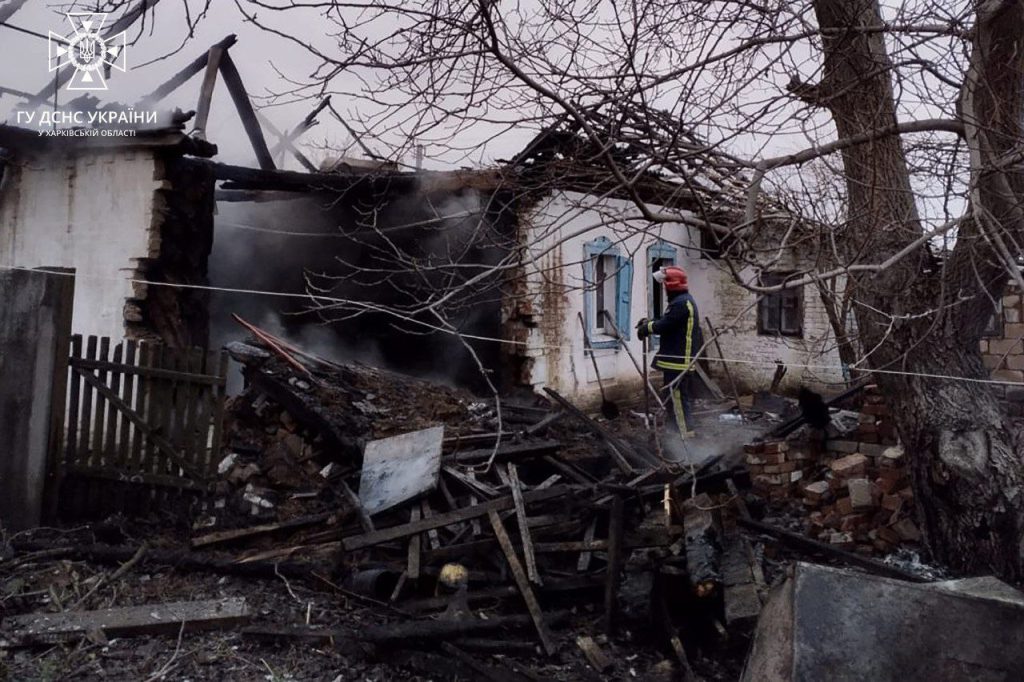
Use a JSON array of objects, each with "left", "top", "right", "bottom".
[
  {"left": 1, "top": 115, "right": 849, "bottom": 406},
  {"left": 0, "top": 121, "right": 216, "bottom": 347}
]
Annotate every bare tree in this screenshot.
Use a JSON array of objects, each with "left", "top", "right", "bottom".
[{"left": 230, "top": 0, "right": 1024, "bottom": 579}]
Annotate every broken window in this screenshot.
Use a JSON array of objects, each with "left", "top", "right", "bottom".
[
  {"left": 583, "top": 237, "right": 633, "bottom": 348},
  {"left": 758, "top": 272, "right": 803, "bottom": 337}
]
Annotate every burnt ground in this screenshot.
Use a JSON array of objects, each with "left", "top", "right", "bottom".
[{"left": 0, "top": 520, "right": 747, "bottom": 682}]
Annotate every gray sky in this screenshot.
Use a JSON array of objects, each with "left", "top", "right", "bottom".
[{"left": 0, "top": 1, "right": 529, "bottom": 169}]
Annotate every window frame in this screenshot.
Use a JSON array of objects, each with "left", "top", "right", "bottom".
[
  {"left": 583, "top": 236, "right": 633, "bottom": 349},
  {"left": 647, "top": 241, "right": 678, "bottom": 348},
  {"left": 757, "top": 271, "right": 804, "bottom": 338}
]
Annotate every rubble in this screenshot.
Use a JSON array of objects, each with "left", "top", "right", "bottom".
[
  {"left": 1, "top": 325, "right": 769, "bottom": 680},
  {"left": 745, "top": 384, "right": 922, "bottom": 559},
  {"left": 2, "top": 328, "right": 969, "bottom": 680}
]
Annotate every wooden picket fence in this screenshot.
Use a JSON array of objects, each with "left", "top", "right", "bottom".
[{"left": 57, "top": 335, "right": 229, "bottom": 517}]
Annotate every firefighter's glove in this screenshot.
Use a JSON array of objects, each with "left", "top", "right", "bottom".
[{"left": 636, "top": 318, "right": 650, "bottom": 339}]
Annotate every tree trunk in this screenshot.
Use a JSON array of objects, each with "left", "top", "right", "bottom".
[{"left": 811, "top": 0, "right": 1024, "bottom": 580}]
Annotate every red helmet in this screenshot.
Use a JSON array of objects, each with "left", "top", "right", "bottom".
[{"left": 661, "top": 266, "right": 688, "bottom": 292}]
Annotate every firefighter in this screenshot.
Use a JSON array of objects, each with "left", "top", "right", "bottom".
[{"left": 636, "top": 265, "right": 702, "bottom": 439}]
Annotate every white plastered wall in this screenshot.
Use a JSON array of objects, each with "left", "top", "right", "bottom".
[
  {"left": 514, "top": 190, "right": 844, "bottom": 406},
  {"left": 0, "top": 148, "right": 162, "bottom": 342}
]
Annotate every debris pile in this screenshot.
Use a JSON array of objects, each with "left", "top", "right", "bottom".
[
  {"left": 171, "top": 327, "right": 757, "bottom": 676},
  {"left": 745, "top": 384, "right": 920, "bottom": 557},
  {"left": 4, "top": 330, "right": 955, "bottom": 679}
]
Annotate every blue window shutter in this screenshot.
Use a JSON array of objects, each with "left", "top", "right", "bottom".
[
  {"left": 617, "top": 256, "right": 633, "bottom": 340},
  {"left": 582, "top": 256, "right": 595, "bottom": 341}
]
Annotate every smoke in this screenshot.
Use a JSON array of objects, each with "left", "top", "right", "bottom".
[{"left": 209, "top": 184, "right": 512, "bottom": 394}]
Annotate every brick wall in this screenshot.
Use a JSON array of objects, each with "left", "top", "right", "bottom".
[
  {"left": 713, "top": 267, "right": 845, "bottom": 394},
  {"left": 979, "top": 286, "right": 1024, "bottom": 412}
]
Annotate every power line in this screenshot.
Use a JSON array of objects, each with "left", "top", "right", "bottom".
[
  {"left": 1, "top": 262, "right": 1020, "bottom": 387},
  {"left": 0, "top": 21, "right": 64, "bottom": 43}
]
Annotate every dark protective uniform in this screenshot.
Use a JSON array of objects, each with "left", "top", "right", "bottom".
[{"left": 645, "top": 291, "right": 702, "bottom": 437}]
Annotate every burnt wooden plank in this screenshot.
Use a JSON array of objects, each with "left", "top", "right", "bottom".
[
  {"left": 448, "top": 441, "right": 561, "bottom": 465},
  {"left": 89, "top": 337, "right": 111, "bottom": 470},
  {"left": 218, "top": 53, "right": 276, "bottom": 170},
  {"left": 577, "top": 517, "right": 598, "bottom": 572},
  {"left": 180, "top": 347, "right": 202, "bottom": 475},
  {"left": 207, "top": 351, "right": 230, "bottom": 473},
  {"left": 507, "top": 464, "right": 541, "bottom": 586},
  {"left": 192, "top": 44, "right": 227, "bottom": 139},
  {"left": 577, "top": 635, "right": 613, "bottom": 672},
  {"left": 4, "top": 598, "right": 250, "bottom": 645},
  {"left": 74, "top": 354, "right": 203, "bottom": 480},
  {"left": 190, "top": 349, "right": 215, "bottom": 476},
  {"left": 170, "top": 349, "right": 193, "bottom": 475},
  {"left": 340, "top": 480, "right": 375, "bottom": 533},
  {"left": 487, "top": 510, "right": 556, "bottom": 656},
  {"left": 78, "top": 336, "right": 98, "bottom": 471},
  {"left": 541, "top": 456, "right": 598, "bottom": 486},
  {"left": 102, "top": 344, "right": 124, "bottom": 466},
  {"left": 407, "top": 507, "right": 422, "bottom": 581},
  {"left": 420, "top": 500, "right": 442, "bottom": 551},
  {"left": 191, "top": 512, "right": 333, "bottom": 548},
  {"left": 542, "top": 388, "right": 638, "bottom": 475},
  {"left": 64, "top": 335, "right": 83, "bottom": 469},
  {"left": 342, "top": 486, "right": 571, "bottom": 552},
  {"left": 70, "top": 358, "right": 225, "bottom": 385},
  {"left": 534, "top": 526, "right": 682, "bottom": 553},
  {"left": 604, "top": 495, "right": 625, "bottom": 634},
  {"left": 444, "top": 466, "right": 500, "bottom": 498}
]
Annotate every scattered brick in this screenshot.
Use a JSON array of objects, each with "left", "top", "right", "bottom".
[
  {"left": 835, "top": 496, "right": 854, "bottom": 516},
  {"left": 803, "top": 480, "right": 829, "bottom": 504},
  {"left": 830, "top": 453, "right": 868, "bottom": 479},
  {"left": 881, "top": 494, "right": 902, "bottom": 512},
  {"left": 847, "top": 478, "right": 875, "bottom": 510},
  {"left": 893, "top": 518, "right": 921, "bottom": 542},
  {"left": 828, "top": 531, "right": 854, "bottom": 548},
  {"left": 877, "top": 526, "right": 902, "bottom": 545}
]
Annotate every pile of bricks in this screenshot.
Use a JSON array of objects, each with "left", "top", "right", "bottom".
[
  {"left": 853, "top": 384, "right": 899, "bottom": 445},
  {"left": 744, "top": 440, "right": 815, "bottom": 501},
  {"left": 802, "top": 447, "right": 920, "bottom": 554},
  {"left": 745, "top": 384, "right": 921, "bottom": 556}
]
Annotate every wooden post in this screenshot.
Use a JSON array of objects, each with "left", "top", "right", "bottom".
[
  {"left": 256, "top": 111, "right": 318, "bottom": 172},
  {"left": 192, "top": 45, "right": 226, "bottom": 140},
  {"left": 0, "top": 268, "right": 75, "bottom": 529},
  {"left": 603, "top": 495, "right": 625, "bottom": 634},
  {"left": 218, "top": 53, "right": 277, "bottom": 170},
  {"left": 487, "top": 510, "right": 556, "bottom": 655}
]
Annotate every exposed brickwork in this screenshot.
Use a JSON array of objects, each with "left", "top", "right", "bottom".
[
  {"left": 980, "top": 286, "right": 1024, "bottom": 413},
  {"left": 711, "top": 267, "right": 845, "bottom": 395},
  {"left": 747, "top": 384, "right": 919, "bottom": 556}
]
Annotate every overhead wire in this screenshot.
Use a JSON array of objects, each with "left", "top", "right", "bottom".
[{"left": 0, "top": 262, "right": 1020, "bottom": 388}]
